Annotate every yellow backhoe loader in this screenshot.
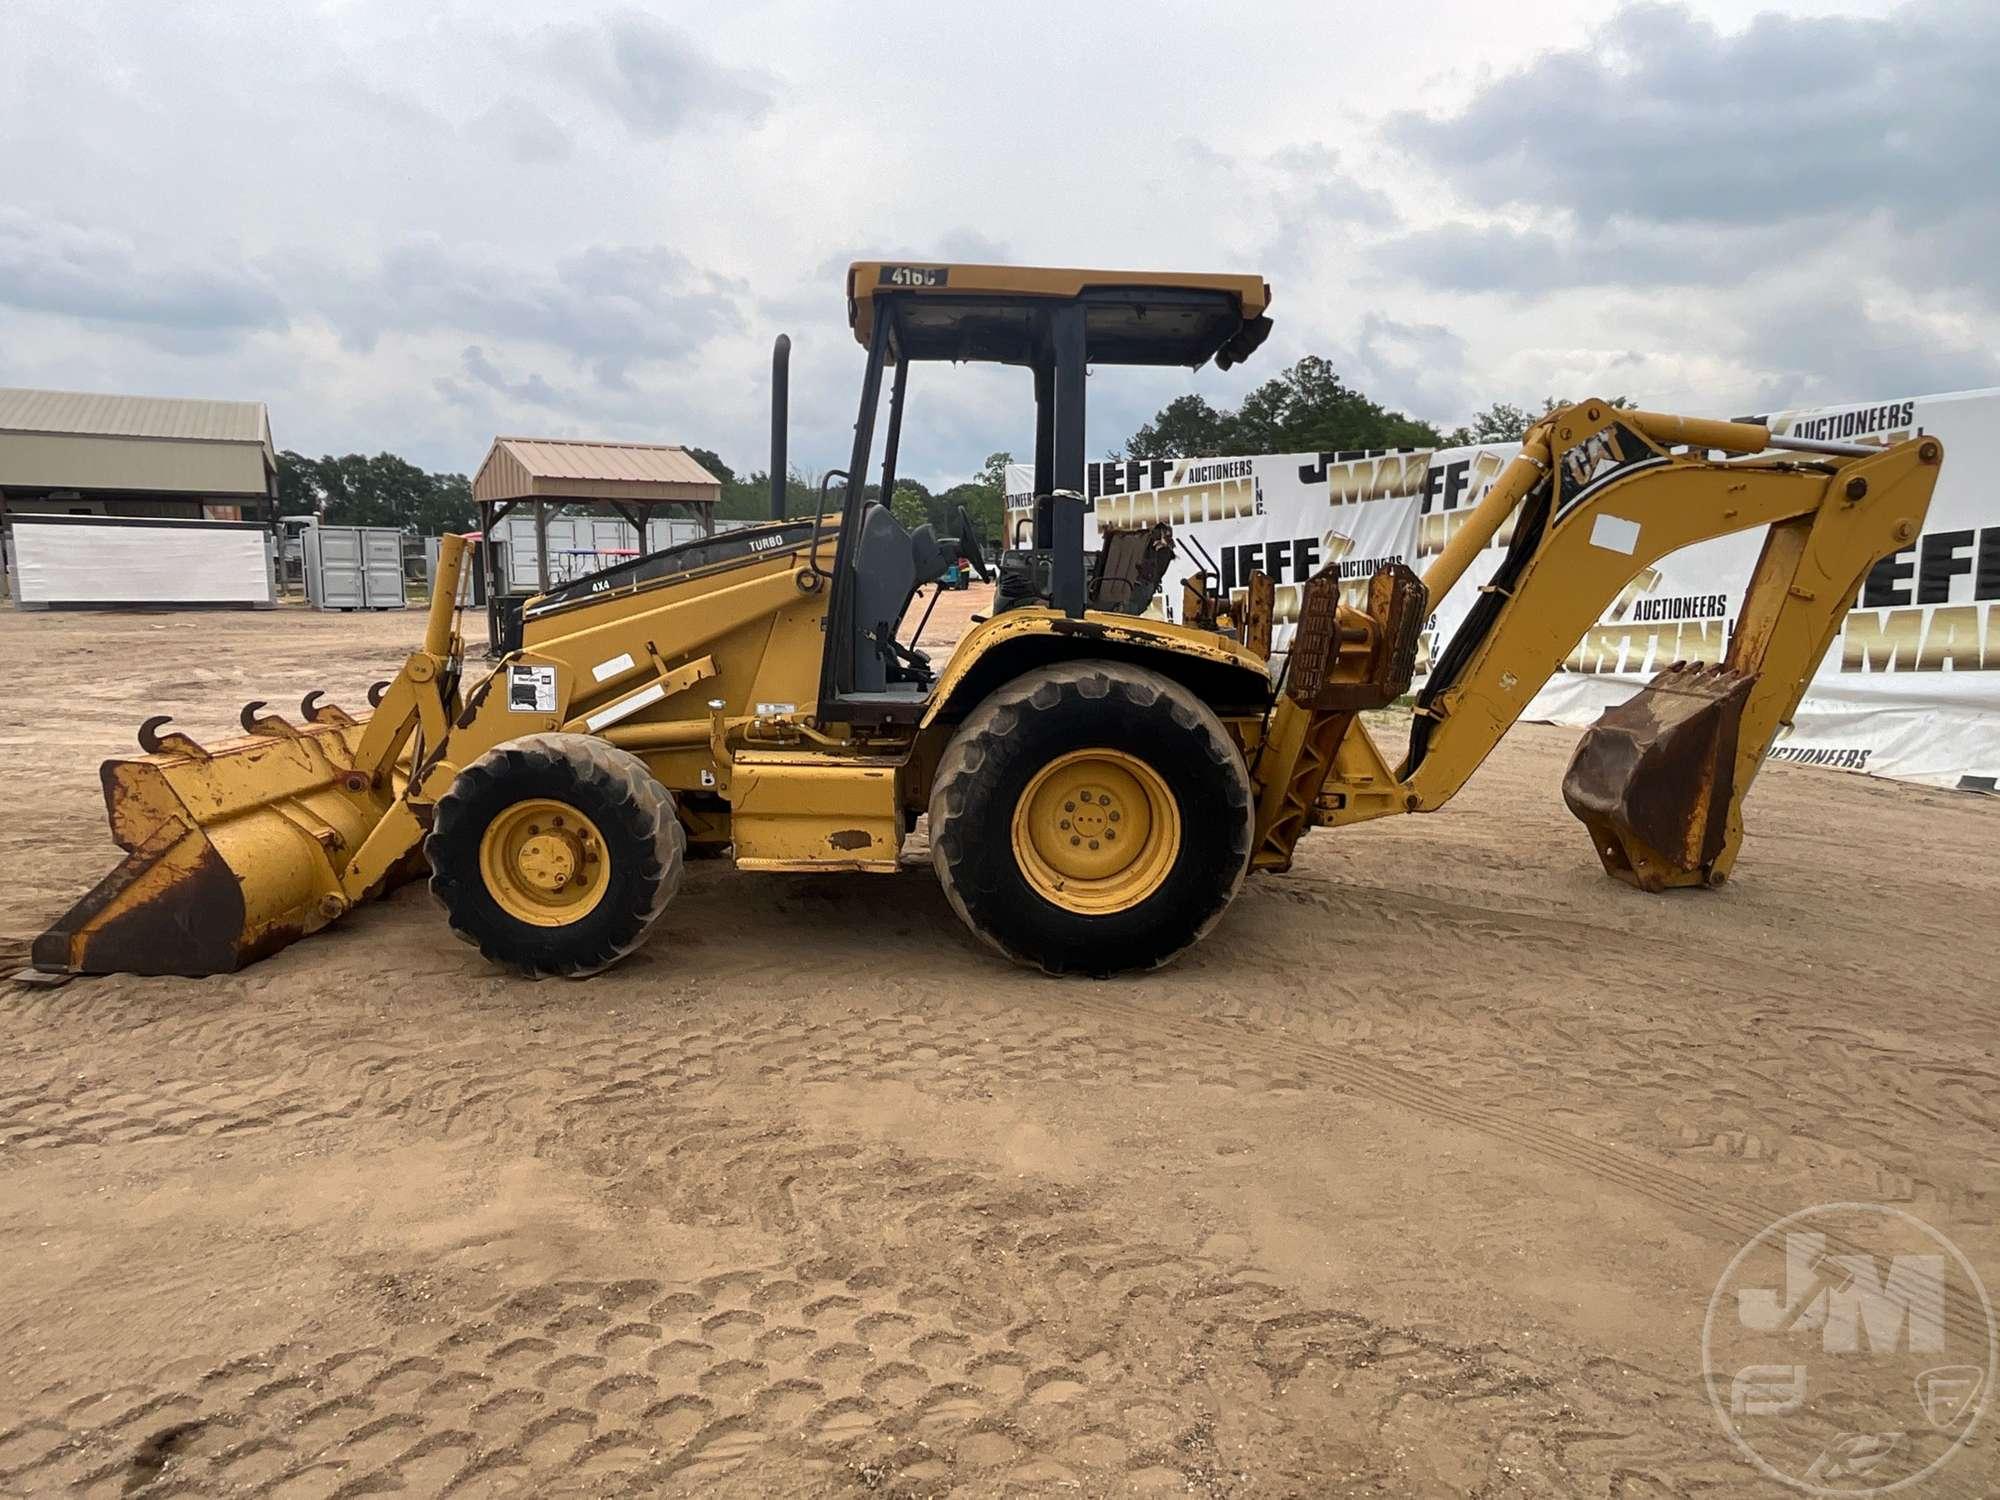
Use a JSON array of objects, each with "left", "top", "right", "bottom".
[{"left": 27, "top": 262, "right": 1943, "bottom": 982}]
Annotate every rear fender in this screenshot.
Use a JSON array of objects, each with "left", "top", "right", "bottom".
[{"left": 920, "top": 608, "right": 1273, "bottom": 732}]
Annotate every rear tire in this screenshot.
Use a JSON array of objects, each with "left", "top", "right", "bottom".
[
  {"left": 929, "top": 660, "right": 1253, "bottom": 975},
  {"left": 426, "top": 732, "right": 684, "bottom": 977}
]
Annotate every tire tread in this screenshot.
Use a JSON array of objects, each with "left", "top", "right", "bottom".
[
  {"left": 929, "top": 660, "right": 1253, "bottom": 975},
  {"left": 426, "top": 732, "right": 685, "bottom": 977}
]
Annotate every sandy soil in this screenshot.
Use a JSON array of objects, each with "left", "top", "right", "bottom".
[{"left": 1, "top": 597, "right": 1996, "bottom": 1498}]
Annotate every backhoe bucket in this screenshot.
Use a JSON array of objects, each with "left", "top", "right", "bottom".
[
  {"left": 31, "top": 711, "right": 409, "bottom": 977},
  {"left": 1561, "top": 662, "right": 1755, "bottom": 891}
]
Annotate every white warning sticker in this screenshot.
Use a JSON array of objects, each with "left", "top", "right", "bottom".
[
  {"left": 507, "top": 664, "right": 557, "bottom": 713},
  {"left": 584, "top": 682, "right": 665, "bottom": 732},
  {"left": 1589, "top": 513, "right": 1642, "bottom": 555},
  {"left": 591, "top": 652, "right": 636, "bottom": 683}
]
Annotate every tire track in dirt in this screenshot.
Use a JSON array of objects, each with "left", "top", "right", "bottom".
[
  {"left": 0, "top": 963, "right": 1817, "bottom": 1494},
  {"left": 1, "top": 1001, "right": 1979, "bottom": 1494},
  {"left": 1220, "top": 874, "right": 2000, "bottom": 1201},
  {"left": 0, "top": 1203, "right": 1812, "bottom": 1498},
  {"left": 1060, "top": 991, "right": 1999, "bottom": 1354},
  {"left": 0, "top": 987, "right": 1318, "bottom": 1170}
]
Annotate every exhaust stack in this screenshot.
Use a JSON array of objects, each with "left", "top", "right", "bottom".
[{"left": 770, "top": 333, "right": 790, "bottom": 520}]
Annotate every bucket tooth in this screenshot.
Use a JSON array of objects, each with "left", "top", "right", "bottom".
[
  {"left": 137, "top": 715, "right": 209, "bottom": 759},
  {"left": 300, "top": 691, "right": 355, "bottom": 727},
  {"left": 240, "top": 700, "right": 301, "bottom": 738},
  {"left": 368, "top": 680, "right": 391, "bottom": 708},
  {"left": 1562, "top": 661, "right": 1756, "bottom": 890}
]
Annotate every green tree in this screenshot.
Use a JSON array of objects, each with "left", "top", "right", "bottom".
[
  {"left": 1442, "top": 395, "right": 1637, "bottom": 446},
  {"left": 682, "top": 446, "right": 736, "bottom": 486},
  {"left": 1126, "top": 394, "right": 1229, "bottom": 459},
  {"left": 941, "top": 451, "right": 1010, "bottom": 550},
  {"left": 1445, "top": 401, "right": 1537, "bottom": 445},
  {"left": 890, "top": 478, "right": 933, "bottom": 531},
  {"left": 713, "top": 467, "right": 821, "bottom": 521},
  {"left": 1123, "top": 358, "right": 1442, "bottom": 458},
  {"left": 275, "top": 451, "right": 475, "bottom": 534}
]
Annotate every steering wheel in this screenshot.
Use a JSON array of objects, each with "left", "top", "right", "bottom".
[{"left": 953, "top": 504, "right": 992, "bottom": 582}]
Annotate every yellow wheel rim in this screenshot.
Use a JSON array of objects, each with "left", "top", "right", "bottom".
[
  {"left": 1009, "top": 749, "right": 1180, "bottom": 915},
  {"left": 478, "top": 798, "right": 610, "bottom": 926}
]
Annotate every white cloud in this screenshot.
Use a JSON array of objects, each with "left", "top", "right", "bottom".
[
  {"left": 0, "top": 0, "right": 1992, "bottom": 479},
  {"left": 464, "top": 99, "right": 575, "bottom": 166},
  {"left": 539, "top": 10, "right": 776, "bottom": 139},
  {"left": 0, "top": 209, "right": 284, "bottom": 347}
]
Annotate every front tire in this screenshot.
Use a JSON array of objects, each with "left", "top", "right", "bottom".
[
  {"left": 426, "top": 732, "right": 684, "bottom": 977},
  {"left": 929, "top": 660, "right": 1253, "bottom": 975}
]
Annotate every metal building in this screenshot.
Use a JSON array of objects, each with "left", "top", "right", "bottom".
[
  {"left": 1, "top": 387, "right": 279, "bottom": 605},
  {"left": 0, "top": 388, "right": 277, "bottom": 522}
]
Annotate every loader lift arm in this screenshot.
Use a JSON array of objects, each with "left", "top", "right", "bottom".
[{"left": 1251, "top": 401, "right": 1945, "bottom": 888}]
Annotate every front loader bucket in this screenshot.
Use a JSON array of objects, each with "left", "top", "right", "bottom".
[
  {"left": 31, "top": 710, "right": 412, "bottom": 978},
  {"left": 1561, "top": 661, "right": 1756, "bottom": 891}
]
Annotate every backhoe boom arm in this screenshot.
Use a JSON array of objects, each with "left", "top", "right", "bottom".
[{"left": 1252, "top": 401, "right": 1944, "bottom": 889}]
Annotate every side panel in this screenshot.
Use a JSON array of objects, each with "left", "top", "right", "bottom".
[
  {"left": 729, "top": 757, "right": 904, "bottom": 871},
  {"left": 311, "top": 526, "right": 368, "bottom": 610},
  {"left": 361, "top": 528, "right": 406, "bottom": 609},
  {"left": 441, "top": 546, "right": 839, "bottom": 802}
]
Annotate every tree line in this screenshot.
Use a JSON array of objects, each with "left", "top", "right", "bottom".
[
  {"left": 273, "top": 445, "right": 1012, "bottom": 545},
  {"left": 272, "top": 368, "right": 1624, "bottom": 539},
  {"left": 1124, "top": 355, "right": 1629, "bottom": 458},
  {"left": 276, "top": 452, "right": 476, "bottom": 535},
  {"left": 685, "top": 448, "right": 1013, "bottom": 548}
]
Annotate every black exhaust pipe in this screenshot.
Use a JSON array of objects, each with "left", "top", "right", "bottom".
[{"left": 770, "top": 334, "right": 791, "bottom": 520}]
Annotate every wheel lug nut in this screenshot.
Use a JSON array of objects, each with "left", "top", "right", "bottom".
[
  {"left": 1060, "top": 819, "right": 1070, "bottom": 829},
  {"left": 1070, "top": 836, "right": 1081, "bottom": 846},
  {"left": 1064, "top": 801, "right": 1075, "bottom": 812},
  {"left": 1089, "top": 839, "right": 1100, "bottom": 850},
  {"left": 1106, "top": 829, "right": 1116, "bottom": 839},
  {"left": 1109, "top": 811, "right": 1120, "bottom": 822},
  {"left": 1080, "top": 790, "right": 1093, "bottom": 803}
]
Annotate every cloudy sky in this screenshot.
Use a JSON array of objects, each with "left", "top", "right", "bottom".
[{"left": 2, "top": 0, "right": 1995, "bottom": 485}]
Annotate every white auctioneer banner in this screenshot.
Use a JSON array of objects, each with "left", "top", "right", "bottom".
[{"left": 1005, "top": 386, "right": 2000, "bottom": 791}]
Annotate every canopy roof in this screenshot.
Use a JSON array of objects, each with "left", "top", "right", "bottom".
[
  {"left": 472, "top": 437, "right": 721, "bottom": 506},
  {"left": 846, "top": 262, "right": 1273, "bottom": 370}
]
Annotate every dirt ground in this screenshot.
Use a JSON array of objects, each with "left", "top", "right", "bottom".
[{"left": 2, "top": 596, "right": 1996, "bottom": 1498}]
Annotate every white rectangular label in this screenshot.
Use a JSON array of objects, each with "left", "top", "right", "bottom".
[
  {"left": 1589, "top": 513, "right": 1641, "bottom": 555},
  {"left": 754, "top": 702, "right": 796, "bottom": 716},
  {"left": 507, "top": 665, "right": 557, "bottom": 713},
  {"left": 584, "top": 681, "right": 666, "bottom": 732},
  {"left": 591, "top": 652, "right": 637, "bottom": 683}
]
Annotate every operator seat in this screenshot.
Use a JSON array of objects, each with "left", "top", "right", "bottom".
[{"left": 850, "top": 502, "right": 955, "bottom": 692}]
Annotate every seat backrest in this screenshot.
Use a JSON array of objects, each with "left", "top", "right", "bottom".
[
  {"left": 850, "top": 503, "right": 917, "bottom": 692},
  {"left": 907, "top": 523, "right": 952, "bottom": 583},
  {"left": 1090, "top": 522, "right": 1175, "bottom": 615}
]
